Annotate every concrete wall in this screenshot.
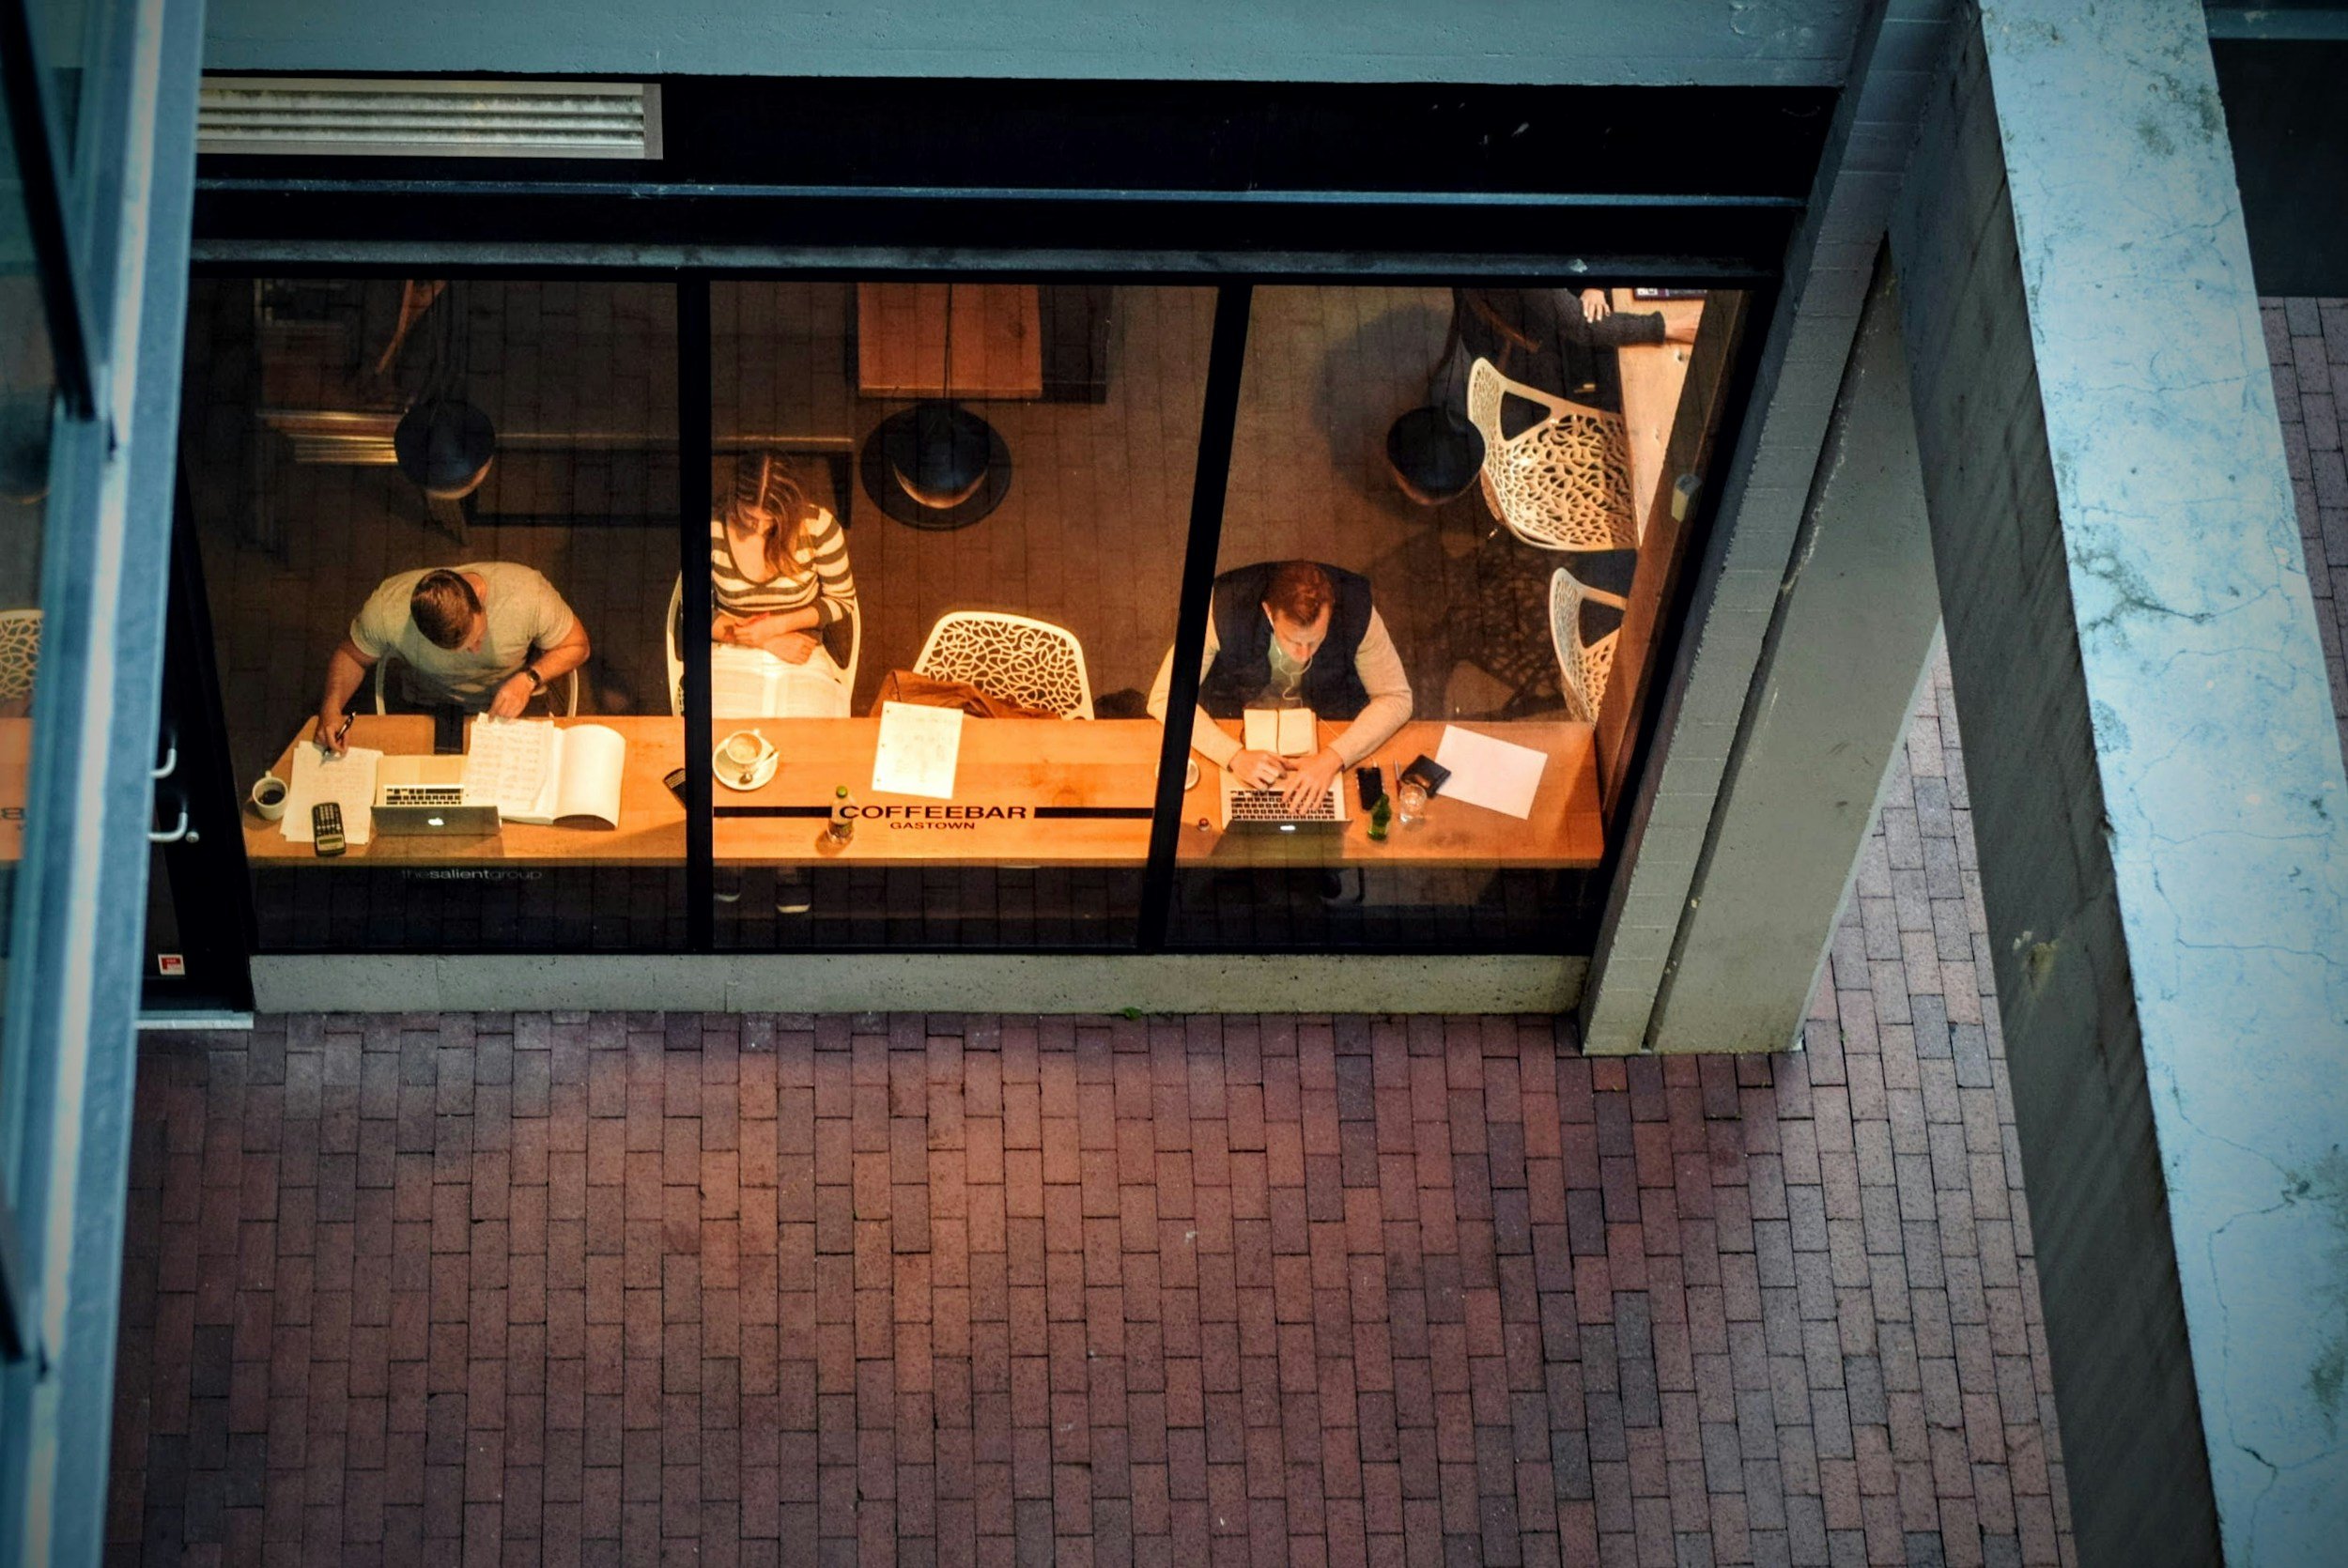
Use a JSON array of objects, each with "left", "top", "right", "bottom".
[
  {"left": 1895, "top": 1, "right": 2348, "bottom": 1560},
  {"left": 200, "top": 0, "right": 1863, "bottom": 85}
]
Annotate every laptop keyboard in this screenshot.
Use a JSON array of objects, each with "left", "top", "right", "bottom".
[
  {"left": 382, "top": 785, "right": 466, "bottom": 807},
  {"left": 1227, "top": 786, "right": 1342, "bottom": 823}
]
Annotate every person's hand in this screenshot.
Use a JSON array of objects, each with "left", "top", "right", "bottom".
[
  {"left": 1228, "top": 749, "right": 1285, "bottom": 789},
  {"left": 312, "top": 711, "right": 348, "bottom": 756},
  {"left": 1280, "top": 749, "right": 1343, "bottom": 813},
  {"left": 769, "top": 631, "right": 819, "bottom": 666},
  {"left": 1579, "top": 287, "right": 1611, "bottom": 323},
  {"left": 488, "top": 672, "right": 535, "bottom": 719}
]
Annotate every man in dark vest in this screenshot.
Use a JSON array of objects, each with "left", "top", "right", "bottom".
[{"left": 1147, "top": 560, "right": 1413, "bottom": 812}]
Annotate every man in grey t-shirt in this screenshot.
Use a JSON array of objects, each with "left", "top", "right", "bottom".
[{"left": 313, "top": 563, "right": 592, "bottom": 754}]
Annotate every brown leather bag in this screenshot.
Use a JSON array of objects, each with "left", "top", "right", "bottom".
[{"left": 867, "top": 669, "right": 1058, "bottom": 721}]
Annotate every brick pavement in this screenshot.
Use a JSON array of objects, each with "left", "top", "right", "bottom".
[
  {"left": 105, "top": 648, "right": 2076, "bottom": 1568},
  {"left": 2262, "top": 295, "right": 2348, "bottom": 755}
]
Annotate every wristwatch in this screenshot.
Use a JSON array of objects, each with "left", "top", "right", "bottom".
[{"left": 522, "top": 665, "right": 546, "bottom": 692}]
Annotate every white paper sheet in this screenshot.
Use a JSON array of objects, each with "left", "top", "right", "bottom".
[
  {"left": 1431, "top": 725, "right": 1549, "bottom": 820},
  {"left": 466, "top": 715, "right": 555, "bottom": 819},
  {"left": 711, "top": 643, "right": 851, "bottom": 718},
  {"left": 282, "top": 743, "right": 382, "bottom": 845},
  {"left": 871, "top": 700, "right": 964, "bottom": 800}
]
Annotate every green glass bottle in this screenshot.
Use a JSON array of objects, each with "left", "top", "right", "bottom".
[{"left": 1367, "top": 792, "right": 1393, "bottom": 842}]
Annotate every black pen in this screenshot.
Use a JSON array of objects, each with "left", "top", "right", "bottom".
[{"left": 325, "top": 714, "right": 353, "bottom": 754}]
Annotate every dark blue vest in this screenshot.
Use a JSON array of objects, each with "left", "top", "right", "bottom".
[{"left": 1197, "top": 562, "right": 1375, "bottom": 721}]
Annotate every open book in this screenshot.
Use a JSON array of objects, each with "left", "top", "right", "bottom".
[
  {"left": 1243, "top": 706, "right": 1317, "bottom": 758},
  {"left": 467, "top": 716, "right": 627, "bottom": 827},
  {"left": 712, "top": 642, "right": 851, "bottom": 718}
]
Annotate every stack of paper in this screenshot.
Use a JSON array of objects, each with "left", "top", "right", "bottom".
[
  {"left": 1431, "top": 725, "right": 1549, "bottom": 819},
  {"left": 871, "top": 701, "right": 964, "bottom": 799},
  {"left": 282, "top": 744, "right": 382, "bottom": 845}
]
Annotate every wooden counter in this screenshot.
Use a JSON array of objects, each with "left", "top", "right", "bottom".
[
  {"left": 0, "top": 718, "right": 27, "bottom": 863},
  {"left": 243, "top": 713, "right": 1602, "bottom": 870},
  {"left": 1172, "top": 718, "right": 1602, "bottom": 869},
  {"left": 246, "top": 716, "right": 687, "bottom": 866},
  {"left": 1614, "top": 289, "right": 1706, "bottom": 544}
]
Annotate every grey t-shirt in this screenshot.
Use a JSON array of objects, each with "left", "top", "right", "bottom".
[{"left": 349, "top": 562, "right": 578, "bottom": 709}]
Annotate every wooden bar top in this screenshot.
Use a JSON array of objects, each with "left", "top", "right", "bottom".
[
  {"left": 1172, "top": 718, "right": 1602, "bottom": 869},
  {"left": 1614, "top": 289, "right": 1706, "bottom": 545},
  {"left": 244, "top": 713, "right": 1602, "bottom": 869}
]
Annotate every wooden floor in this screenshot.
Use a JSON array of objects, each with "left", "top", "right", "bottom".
[{"left": 183, "top": 280, "right": 1589, "bottom": 801}]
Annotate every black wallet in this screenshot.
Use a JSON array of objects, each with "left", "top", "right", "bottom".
[{"left": 1398, "top": 755, "right": 1451, "bottom": 797}]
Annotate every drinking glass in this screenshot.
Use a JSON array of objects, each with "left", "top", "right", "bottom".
[{"left": 1397, "top": 778, "right": 1429, "bottom": 826}]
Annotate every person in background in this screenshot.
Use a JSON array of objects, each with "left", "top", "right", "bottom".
[
  {"left": 313, "top": 563, "right": 589, "bottom": 753},
  {"left": 1147, "top": 560, "right": 1413, "bottom": 814},
  {"left": 711, "top": 452, "right": 857, "bottom": 674}
]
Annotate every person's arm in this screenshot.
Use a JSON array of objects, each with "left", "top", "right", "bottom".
[
  {"left": 313, "top": 637, "right": 377, "bottom": 753},
  {"left": 1147, "top": 629, "right": 1244, "bottom": 773},
  {"left": 1276, "top": 613, "right": 1411, "bottom": 810},
  {"left": 489, "top": 593, "right": 590, "bottom": 718}
]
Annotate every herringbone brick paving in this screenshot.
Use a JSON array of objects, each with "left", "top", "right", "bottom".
[{"left": 106, "top": 646, "right": 2076, "bottom": 1568}]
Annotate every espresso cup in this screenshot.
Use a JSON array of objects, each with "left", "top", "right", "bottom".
[
  {"left": 721, "top": 730, "right": 769, "bottom": 767},
  {"left": 251, "top": 772, "right": 289, "bottom": 821}
]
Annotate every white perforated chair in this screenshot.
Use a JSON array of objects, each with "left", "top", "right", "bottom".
[
  {"left": 0, "top": 609, "right": 40, "bottom": 712},
  {"left": 1467, "top": 357, "right": 1638, "bottom": 552},
  {"left": 913, "top": 611, "right": 1094, "bottom": 719},
  {"left": 1549, "top": 567, "right": 1628, "bottom": 723},
  {"left": 672, "top": 575, "right": 860, "bottom": 716},
  {"left": 375, "top": 651, "right": 578, "bottom": 715}
]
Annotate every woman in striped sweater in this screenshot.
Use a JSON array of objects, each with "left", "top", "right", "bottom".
[{"left": 711, "top": 453, "right": 857, "bottom": 671}]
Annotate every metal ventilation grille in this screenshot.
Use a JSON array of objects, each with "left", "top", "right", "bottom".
[{"left": 198, "top": 78, "right": 660, "bottom": 160}]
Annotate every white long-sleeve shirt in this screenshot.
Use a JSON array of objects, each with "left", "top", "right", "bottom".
[{"left": 1146, "top": 598, "right": 1413, "bottom": 770}]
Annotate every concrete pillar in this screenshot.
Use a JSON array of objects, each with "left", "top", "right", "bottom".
[
  {"left": 1647, "top": 253, "right": 1945, "bottom": 1054},
  {"left": 1579, "top": 1, "right": 1960, "bottom": 1053},
  {"left": 1892, "top": 2, "right": 2348, "bottom": 1561}
]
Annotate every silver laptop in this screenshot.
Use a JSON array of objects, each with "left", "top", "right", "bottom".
[
  {"left": 1217, "top": 769, "right": 1351, "bottom": 831},
  {"left": 374, "top": 755, "right": 502, "bottom": 838}
]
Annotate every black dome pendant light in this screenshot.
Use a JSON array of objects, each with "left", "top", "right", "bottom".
[{"left": 861, "top": 284, "right": 1012, "bottom": 530}]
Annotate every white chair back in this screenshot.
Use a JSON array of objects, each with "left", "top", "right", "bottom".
[
  {"left": 1467, "top": 358, "right": 1638, "bottom": 552},
  {"left": 1548, "top": 566, "right": 1629, "bottom": 723},
  {"left": 0, "top": 609, "right": 41, "bottom": 711},
  {"left": 913, "top": 611, "right": 1094, "bottom": 719}
]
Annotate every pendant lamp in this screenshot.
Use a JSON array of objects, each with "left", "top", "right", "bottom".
[{"left": 862, "top": 284, "right": 1012, "bottom": 530}]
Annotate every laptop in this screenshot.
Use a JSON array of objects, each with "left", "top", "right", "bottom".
[
  {"left": 374, "top": 755, "right": 502, "bottom": 838},
  {"left": 1216, "top": 768, "right": 1351, "bottom": 832}
]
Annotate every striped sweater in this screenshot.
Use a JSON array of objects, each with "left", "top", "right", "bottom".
[{"left": 709, "top": 507, "right": 856, "bottom": 627}]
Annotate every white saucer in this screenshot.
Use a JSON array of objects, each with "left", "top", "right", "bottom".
[
  {"left": 714, "top": 745, "right": 779, "bottom": 792},
  {"left": 1185, "top": 759, "right": 1200, "bottom": 791}
]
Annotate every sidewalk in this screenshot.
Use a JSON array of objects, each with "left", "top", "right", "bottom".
[{"left": 104, "top": 652, "right": 2072, "bottom": 1568}]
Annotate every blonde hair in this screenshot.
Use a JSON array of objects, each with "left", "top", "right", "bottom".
[{"left": 723, "top": 453, "right": 815, "bottom": 579}]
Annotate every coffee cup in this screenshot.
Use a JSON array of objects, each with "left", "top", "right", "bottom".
[
  {"left": 721, "top": 730, "right": 769, "bottom": 767},
  {"left": 251, "top": 772, "right": 289, "bottom": 821}
]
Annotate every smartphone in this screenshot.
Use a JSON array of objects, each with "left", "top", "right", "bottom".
[
  {"left": 312, "top": 801, "right": 346, "bottom": 857},
  {"left": 664, "top": 766, "right": 688, "bottom": 806},
  {"left": 1355, "top": 766, "right": 1383, "bottom": 811}
]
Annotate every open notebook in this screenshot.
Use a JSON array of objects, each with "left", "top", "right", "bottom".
[
  {"left": 467, "top": 717, "right": 627, "bottom": 827},
  {"left": 1243, "top": 706, "right": 1317, "bottom": 758}
]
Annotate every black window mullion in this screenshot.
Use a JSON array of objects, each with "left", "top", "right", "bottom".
[
  {"left": 678, "top": 276, "right": 714, "bottom": 947},
  {"left": 0, "top": 0, "right": 98, "bottom": 415},
  {"left": 1136, "top": 283, "right": 1252, "bottom": 951}
]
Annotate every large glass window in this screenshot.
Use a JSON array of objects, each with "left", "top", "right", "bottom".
[
  {"left": 169, "top": 269, "right": 1741, "bottom": 961},
  {"left": 703, "top": 281, "right": 1212, "bottom": 948},
  {"left": 0, "top": 73, "right": 58, "bottom": 1115},
  {"left": 184, "top": 277, "right": 685, "bottom": 950},
  {"left": 1163, "top": 284, "right": 1727, "bottom": 949}
]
